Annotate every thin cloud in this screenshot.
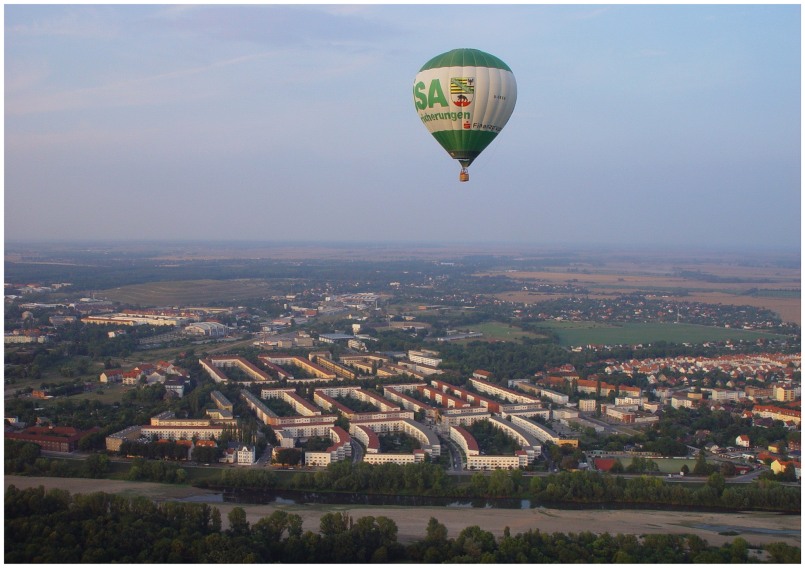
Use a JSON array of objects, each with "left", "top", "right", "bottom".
[
  {"left": 7, "top": 7, "right": 119, "bottom": 39},
  {"left": 572, "top": 6, "right": 614, "bottom": 20},
  {"left": 5, "top": 51, "right": 279, "bottom": 116}
]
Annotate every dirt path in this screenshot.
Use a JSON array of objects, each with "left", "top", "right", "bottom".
[{"left": 6, "top": 476, "right": 800, "bottom": 548}]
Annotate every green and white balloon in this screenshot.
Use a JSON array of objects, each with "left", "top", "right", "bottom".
[{"left": 413, "top": 48, "right": 517, "bottom": 181}]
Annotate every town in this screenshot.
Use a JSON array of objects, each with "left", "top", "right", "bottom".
[{"left": 5, "top": 250, "right": 801, "bottom": 484}]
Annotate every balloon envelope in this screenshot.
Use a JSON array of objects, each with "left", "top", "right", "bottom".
[{"left": 413, "top": 48, "right": 517, "bottom": 170}]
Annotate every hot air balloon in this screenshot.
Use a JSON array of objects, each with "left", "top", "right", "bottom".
[{"left": 413, "top": 48, "right": 517, "bottom": 182}]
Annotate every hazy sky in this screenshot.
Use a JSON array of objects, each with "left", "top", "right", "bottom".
[{"left": 5, "top": 3, "right": 801, "bottom": 250}]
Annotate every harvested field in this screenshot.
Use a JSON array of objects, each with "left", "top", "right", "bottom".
[{"left": 100, "top": 279, "right": 275, "bottom": 305}]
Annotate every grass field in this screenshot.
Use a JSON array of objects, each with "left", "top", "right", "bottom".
[
  {"left": 532, "top": 321, "right": 782, "bottom": 348},
  {"left": 466, "top": 321, "right": 549, "bottom": 342}
]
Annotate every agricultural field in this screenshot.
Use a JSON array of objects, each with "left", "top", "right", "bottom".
[
  {"left": 488, "top": 255, "right": 800, "bottom": 325},
  {"left": 532, "top": 321, "right": 783, "bottom": 348},
  {"left": 99, "top": 279, "right": 276, "bottom": 305}
]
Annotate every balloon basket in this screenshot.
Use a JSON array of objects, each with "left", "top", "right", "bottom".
[{"left": 459, "top": 169, "right": 469, "bottom": 182}]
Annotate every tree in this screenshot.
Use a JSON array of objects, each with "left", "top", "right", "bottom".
[
  {"left": 192, "top": 444, "right": 221, "bottom": 464},
  {"left": 765, "top": 542, "right": 801, "bottom": 563},
  {"left": 319, "top": 511, "right": 351, "bottom": 538},
  {"left": 77, "top": 431, "right": 105, "bottom": 452},
  {"left": 779, "top": 463, "right": 798, "bottom": 482},
  {"left": 452, "top": 525, "right": 496, "bottom": 561},
  {"left": 175, "top": 468, "right": 187, "bottom": 484},
  {"left": 706, "top": 472, "right": 726, "bottom": 496},
  {"left": 488, "top": 469, "right": 515, "bottom": 496},
  {"left": 728, "top": 537, "right": 749, "bottom": 563},
  {"left": 560, "top": 455, "right": 580, "bottom": 471},
  {"left": 425, "top": 517, "right": 448, "bottom": 545},
  {"left": 227, "top": 507, "right": 250, "bottom": 537},
  {"left": 692, "top": 451, "right": 710, "bottom": 476},
  {"left": 274, "top": 448, "right": 303, "bottom": 466},
  {"left": 83, "top": 453, "right": 110, "bottom": 478},
  {"left": 719, "top": 461, "right": 737, "bottom": 477}
]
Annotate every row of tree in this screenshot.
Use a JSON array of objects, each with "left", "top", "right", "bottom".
[
  {"left": 7, "top": 440, "right": 799, "bottom": 513},
  {"left": 5, "top": 485, "right": 800, "bottom": 563},
  {"left": 280, "top": 461, "right": 800, "bottom": 513}
]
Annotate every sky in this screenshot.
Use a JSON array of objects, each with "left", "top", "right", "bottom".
[{"left": 4, "top": 3, "right": 801, "bottom": 251}]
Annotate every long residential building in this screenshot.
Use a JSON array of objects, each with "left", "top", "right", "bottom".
[
  {"left": 311, "top": 355, "right": 359, "bottom": 380},
  {"left": 362, "top": 451, "right": 426, "bottom": 465},
  {"left": 273, "top": 420, "right": 341, "bottom": 448},
  {"left": 340, "top": 354, "right": 392, "bottom": 375},
  {"left": 382, "top": 385, "right": 440, "bottom": 421},
  {"left": 469, "top": 376, "right": 542, "bottom": 405},
  {"left": 487, "top": 416, "right": 541, "bottom": 462},
  {"left": 7, "top": 426, "right": 99, "bottom": 453},
  {"left": 313, "top": 387, "right": 402, "bottom": 420},
  {"left": 752, "top": 404, "right": 801, "bottom": 426},
  {"left": 209, "top": 356, "right": 273, "bottom": 382},
  {"left": 141, "top": 424, "right": 225, "bottom": 441},
  {"left": 105, "top": 425, "right": 143, "bottom": 452},
  {"left": 449, "top": 425, "right": 479, "bottom": 457},
  {"left": 448, "top": 421, "right": 537, "bottom": 470},
  {"left": 259, "top": 354, "right": 337, "bottom": 381},
  {"left": 211, "top": 390, "right": 234, "bottom": 412},
  {"left": 149, "top": 411, "right": 212, "bottom": 427},
  {"left": 510, "top": 415, "right": 579, "bottom": 448},
  {"left": 417, "top": 384, "right": 471, "bottom": 409},
  {"left": 350, "top": 417, "right": 440, "bottom": 458},
  {"left": 440, "top": 407, "right": 491, "bottom": 427},
  {"left": 430, "top": 379, "right": 503, "bottom": 413},
  {"left": 407, "top": 349, "right": 442, "bottom": 367},
  {"left": 241, "top": 390, "right": 279, "bottom": 424},
  {"left": 577, "top": 378, "right": 617, "bottom": 397},
  {"left": 303, "top": 426, "right": 352, "bottom": 467},
  {"left": 261, "top": 387, "right": 321, "bottom": 416},
  {"left": 351, "top": 424, "right": 381, "bottom": 453}
]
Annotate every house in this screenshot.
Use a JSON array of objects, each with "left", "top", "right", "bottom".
[
  {"left": 164, "top": 377, "right": 187, "bottom": 398},
  {"left": 122, "top": 370, "right": 142, "bottom": 386},
  {"left": 220, "top": 444, "right": 256, "bottom": 465},
  {"left": 771, "top": 459, "right": 801, "bottom": 480},
  {"left": 736, "top": 434, "right": 751, "bottom": 448},
  {"left": 99, "top": 369, "right": 123, "bottom": 383},
  {"left": 237, "top": 445, "right": 256, "bottom": 465},
  {"left": 145, "top": 371, "right": 167, "bottom": 385},
  {"left": 133, "top": 363, "right": 156, "bottom": 376}
]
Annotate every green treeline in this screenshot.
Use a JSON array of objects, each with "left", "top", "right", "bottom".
[
  {"left": 283, "top": 462, "right": 800, "bottom": 513},
  {"left": 6, "top": 440, "right": 799, "bottom": 513},
  {"left": 285, "top": 459, "right": 450, "bottom": 494},
  {"left": 528, "top": 470, "right": 799, "bottom": 512},
  {"left": 5, "top": 485, "right": 800, "bottom": 564}
]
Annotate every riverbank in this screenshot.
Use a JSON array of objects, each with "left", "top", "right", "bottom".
[{"left": 5, "top": 476, "right": 800, "bottom": 548}]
